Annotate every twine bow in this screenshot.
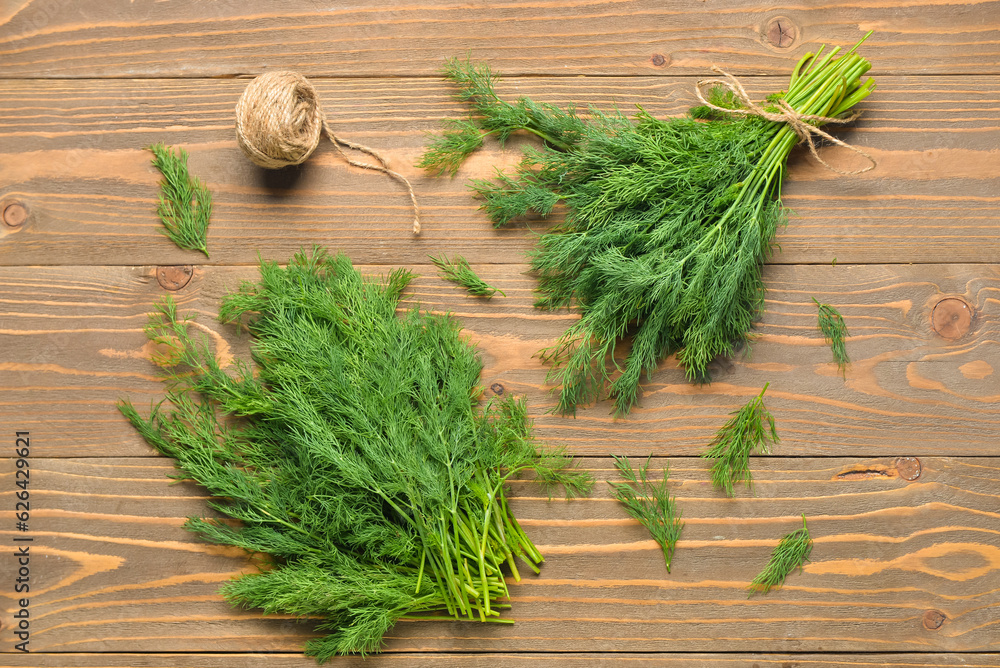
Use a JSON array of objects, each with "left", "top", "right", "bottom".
[{"left": 694, "top": 66, "right": 876, "bottom": 176}]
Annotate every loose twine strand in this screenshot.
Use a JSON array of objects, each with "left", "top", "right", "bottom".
[
  {"left": 235, "top": 71, "right": 421, "bottom": 234},
  {"left": 694, "top": 66, "right": 876, "bottom": 176}
]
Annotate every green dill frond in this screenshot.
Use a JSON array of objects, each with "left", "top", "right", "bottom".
[
  {"left": 118, "top": 247, "right": 591, "bottom": 659},
  {"left": 812, "top": 297, "right": 850, "bottom": 375},
  {"left": 430, "top": 254, "right": 505, "bottom": 298},
  {"left": 416, "top": 119, "right": 484, "bottom": 176},
  {"left": 748, "top": 514, "right": 813, "bottom": 597},
  {"left": 701, "top": 383, "right": 779, "bottom": 497},
  {"left": 147, "top": 143, "right": 212, "bottom": 257},
  {"left": 608, "top": 455, "right": 684, "bottom": 572},
  {"left": 471, "top": 170, "right": 561, "bottom": 227}
]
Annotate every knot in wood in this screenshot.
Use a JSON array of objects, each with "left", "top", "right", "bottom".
[
  {"left": 490, "top": 383, "right": 505, "bottom": 396},
  {"left": 931, "top": 297, "right": 972, "bottom": 340},
  {"left": 922, "top": 609, "right": 946, "bottom": 630},
  {"left": 156, "top": 265, "right": 194, "bottom": 291},
  {"left": 894, "top": 457, "right": 921, "bottom": 481},
  {"left": 3, "top": 201, "right": 28, "bottom": 227},
  {"left": 765, "top": 17, "right": 798, "bottom": 49}
]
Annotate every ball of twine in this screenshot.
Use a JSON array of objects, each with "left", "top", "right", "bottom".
[
  {"left": 235, "top": 70, "right": 421, "bottom": 233},
  {"left": 235, "top": 71, "right": 323, "bottom": 169}
]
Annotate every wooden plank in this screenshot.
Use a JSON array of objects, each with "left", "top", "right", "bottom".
[
  {"left": 0, "top": 262, "right": 997, "bottom": 458},
  {"left": 1, "top": 76, "right": 998, "bottom": 267},
  {"left": 0, "top": 456, "right": 997, "bottom": 653},
  {"left": 1, "top": 1, "right": 999, "bottom": 78},
  {"left": 3, "top": 654, "right": 1000, "bottom": 667}
]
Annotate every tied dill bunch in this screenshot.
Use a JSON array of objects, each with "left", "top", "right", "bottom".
[
  {"left": 421, "top": 37, "right": 876, "bottom": 415},
  {"left": 118, "top": 247, "right": 592, "bottom": 661},
  {"left": 812, "top": 297, "right": 850, "bottom": 374},
  {"left": 748, "top": 514, "right": 813, "bottom": 597},
  {"left": 147, "top": 142, "right": 212, "bottom": 257},
  {"left": 701, "top": 383, "right": 778, "bottom": 497},
  {"left": 431, "top": 254, "right": 506, "bottom": 298},
  {"left": 608, "top": 455, "right": 684, "bottom": 572}
]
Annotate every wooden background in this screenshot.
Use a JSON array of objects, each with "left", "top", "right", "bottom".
[{"left": 2, "top": 1, "right": 999, "bottom": 666}]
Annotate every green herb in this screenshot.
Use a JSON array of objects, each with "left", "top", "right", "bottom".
[
  {"left": 748, "top": 514, "right": 813, "bottom": 596},
  {"left": 421, "top": 39, "right": 875, "bottom": 415},
  {"left": 431, "top": 254, "right": 506, "bottom": 298},
  {"left": 118, "top": 248, "right": 591, "bottom": 661},
  {"left": 608, "top": 455, "right": 684, "bottom": 572},
  {"left": 701, "top": 383, "right": 778, "bottom": 497},
  {"left": 812, "top": 297, "right": 850, "bottom": 374},
  {"left": 148, "top": 142, "right": 212, "bottom": 257}
]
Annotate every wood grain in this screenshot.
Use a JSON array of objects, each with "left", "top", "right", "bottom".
[
  {"left": 1, "top": 1, "right": 999, "bottom": 78},
  {"left": 1, "top": 76, "right": 998, "bottom": 266},
  {"left": 0, "top": 262, "right": 997, "bottom": 458},
  {"left": 1, "top": 456, "right": 997, "bottom": 654},
  {"left": 3, "top": 654, "right": 1000, "bottom": 667}
]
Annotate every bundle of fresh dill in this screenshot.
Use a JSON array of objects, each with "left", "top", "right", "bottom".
[
  {"left": 748, "top": 515, "right": 813, "bottom": 596},
  {"left": 148, "top": 143, "right": 212, "bottom": 257},
  {"left": 421, "top": 37, "right": 876, "bottom": 415},
  {"left": 118, "top": 248, "right": 591, "bottom": 661}
]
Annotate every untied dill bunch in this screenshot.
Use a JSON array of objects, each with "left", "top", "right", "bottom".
[
  {"left": 118, "top": 247, "right": 592, "bottom": 662},
  {"left": 701, "top": 383, "right": 779, "bottom": 497},
  {"left": 748, "top": 514, "right": 813, "bottom": 597},
  {"left": 147, "top": 142, "right": 212, "bottom": 257}
]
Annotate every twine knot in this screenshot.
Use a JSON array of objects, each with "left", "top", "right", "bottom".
[
  {"left": 235, "top": 71, "right": 421, "bottom": 234},
  {"left": 694, "top": 66, "right": 876, "bottom": 176}
]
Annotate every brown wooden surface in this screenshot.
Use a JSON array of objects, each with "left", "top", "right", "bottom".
[
  {"left": 3, "top": 656, "right": 1000, "bottom": 668},
  {"left": 1, "top": 1, "right": 1000, "bottom": 78},
  {"left": 1, "top": 76, "right": 999, "bottom": 266},
  {"left": 2, "top": 1, "right": 999, "bottom": 666},
  {"left": 0, "top": 263, "right": 998, "bottom": 458},
  {"left": 1, "top": 457, "right": 998, "bottom": 654}
]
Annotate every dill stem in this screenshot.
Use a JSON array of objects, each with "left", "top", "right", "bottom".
[{"left": 518, "top": 126, "right": 574, "bottom": 151}]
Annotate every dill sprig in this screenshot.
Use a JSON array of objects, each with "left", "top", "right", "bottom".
[
  {"left": 608, "top": 455, "right": 684, "bottom": 572},
  {"left": 148, "top": 142, "right": 212, "bottom": 257},
  {"left": 422, "top": 38, "right": 876, "bottom": 415},
  {"left": 431, "top": 254, "right": 506, "bottom": 298},
  {"left": 812, "top": 297, "right": 850, "bottom": 374},
  {"left": 701, "top": 383, "right": 778, "bottom": 497},
  {"left": 748, "top": 514, "right": 813, "bottom": 597},
  {"left": 118, "top": 248, "right": 591, "bottom": 661}
]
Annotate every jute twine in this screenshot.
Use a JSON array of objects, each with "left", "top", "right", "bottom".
[
  {"left": 694, "top": 66, "right": 876, "bottom": 176},
  {"left": 235, "top": 71, "right": 421, "bottom": 234}
]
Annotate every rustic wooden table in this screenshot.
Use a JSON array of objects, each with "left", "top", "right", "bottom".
[{"left": 2, "top": 2, "right": 999, "bottom": 667}]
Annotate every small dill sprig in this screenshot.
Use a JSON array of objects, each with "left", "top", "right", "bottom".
[
  {"left": 416, "top": 119, "right": 484, "bottom": 176},
  {"left": 431, "top": 254, "right": 506, "bottom": 298},
  {"left": 148, "top": 142, "right": 212, "bottom": 257},
  {"left": 701, "top": 383, "right": 778, "bottom": 497},
  {"left": 748, "top": 514, "right": 813, "bottom": 597},
  {"left": 812, "top": 297, "right": 850, "bottom": 375},
  {"left": 608, "top": 455, "right": 684, "bottom": 572}
]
